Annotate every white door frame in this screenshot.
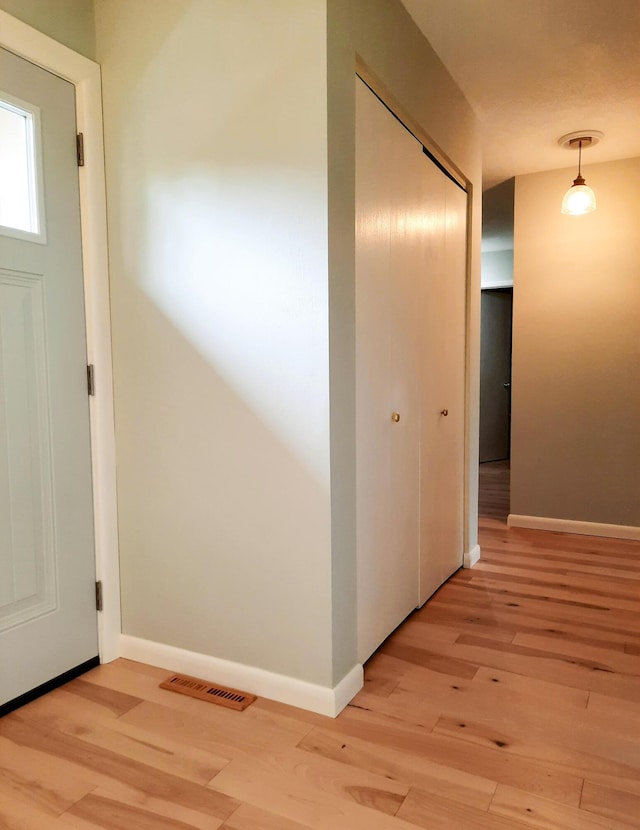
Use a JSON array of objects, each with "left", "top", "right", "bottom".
[{"left": 0, "top": 11, "right": 120, "bottom": 662}]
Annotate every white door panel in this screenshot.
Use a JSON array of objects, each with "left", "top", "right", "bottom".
[
  {"left": 356, "top": 79, "right": 421, "bottom": 662},
  {"left": 356, "top": 78, "right": 395, "bottom": 662},
  {"left": 388, "top": 115, "right": 422, "bottom": 630},
  {"left": 417, "top": 157, "right": 447, "bottom": 602},
  {"left": 0, "top": 270, "right": 57, "bottom": 632},
  {"left": 356, "top": 78, "right": 468, "bottom": 654},
  {"left": 0, "top": 47, "right": 98, "bottom": 709},
  {"left": 419, "top": 175, "right": 467, "bottom": 602}
]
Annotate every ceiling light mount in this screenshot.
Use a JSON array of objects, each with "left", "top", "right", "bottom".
[
  {"left": 559, "top": 130, "right": 603, "bottom": 216},
  {"left": 558, "top": 130, "right": 604, "bottom": 149}
]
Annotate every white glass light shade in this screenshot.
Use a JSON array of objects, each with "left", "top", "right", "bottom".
[{"left": 561, "top": 182, "right": 597, "bottom": 215}]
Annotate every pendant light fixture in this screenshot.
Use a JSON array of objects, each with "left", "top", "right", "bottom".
[{"left": 558, "top": 131, "right": 603, "bottom": 215}]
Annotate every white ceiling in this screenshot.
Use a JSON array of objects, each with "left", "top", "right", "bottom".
[{"left": 401, "top": 0, "right": 640, "bottom": 190}]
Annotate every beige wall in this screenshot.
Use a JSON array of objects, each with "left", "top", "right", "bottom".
[
  {"left": 512, "top": 157, "right": 640, "bottom": 527},
  {"left": 96, "top": 0, "right": 334, "bottom": 686},
  {"left": 95, "top": 0, "right": 481, "bottom": 693},
  {"left": 0, "top": 0, "right": 95, "bottom": 58}
]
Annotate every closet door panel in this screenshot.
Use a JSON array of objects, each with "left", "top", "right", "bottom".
[
  {"left": 356, "top": 76, "right": 468, "bottom": 653},
  {"left": 356, "top": 79, "right": 392, "bottom": 662},
  {"left": 356, "top": 78, "right": 421, "bottom": 662},
  {"left": 388, "top": 113, "right": 422, "bottom": 635},
  {"left": 417, "top": 159, "right": 448, "bottom": 603},
  {"left": 419, "top": 172, "right": 467, "bottom": 602},
  {"left": 439, "top": 180, "right": 467, "bottom": 586}
]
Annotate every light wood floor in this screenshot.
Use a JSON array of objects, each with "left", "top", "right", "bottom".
[
  {"left": 2, "top": 465, "right": 640, "bottom": 829},
  {"left": 478, "top": 460, "right": 510, "bottom": 522}
]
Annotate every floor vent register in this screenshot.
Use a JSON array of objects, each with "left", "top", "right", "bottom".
[{"left": 159, "top": 673, "right": 256, "bottom": 711}]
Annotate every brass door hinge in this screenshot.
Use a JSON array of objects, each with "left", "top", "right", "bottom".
[
  {"left": 87, "top": 364, "right": 95, "bottom": 396},
  {"left": 95, "top": 580, "right": 103, "bottom": 612},
  {"left": 77, "top": 132, "right": 85, "bottom": 167}
]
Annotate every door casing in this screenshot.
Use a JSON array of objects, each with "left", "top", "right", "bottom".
[{"left": 0, "top": 11, "right": 120, "bottom": 662}]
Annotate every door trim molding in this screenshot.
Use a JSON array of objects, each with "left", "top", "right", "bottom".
[
  {"left": 0, "top": 12, "right": 120, "bottom": 662},
  {"left": 508, "top": 514, "right": 640, "bottom": 541}
]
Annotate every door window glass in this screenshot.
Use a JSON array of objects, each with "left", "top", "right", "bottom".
[{"left": 0, "top": 94, "right": 44, "bottom": 240}]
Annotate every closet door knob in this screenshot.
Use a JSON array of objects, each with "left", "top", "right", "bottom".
[
  {"left": 391, "top": 412, "right": 401, "bottom": 422},
  {"left": 441, "top": 409, "right": 448, "bottom": 416}
]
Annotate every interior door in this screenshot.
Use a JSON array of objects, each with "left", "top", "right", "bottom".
[
  {"left": 0, "top": 47, "right": 98, "bottom": 711},
  {"left": 479, "top": 288, "right": 513, "bottom": 462},
  {"left": 356, "top": 78, "right": 420, "bottom": 663},
  {"left": 419, "top": 171, "right": 468, "bottom": 603}
]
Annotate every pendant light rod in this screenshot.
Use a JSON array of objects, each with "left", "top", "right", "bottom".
[
  {"left": 578, "top": 139, "right": 582, "bottom": 178},
  {"left": 572, "top": 138, "right": 585, "bottom": 186}
]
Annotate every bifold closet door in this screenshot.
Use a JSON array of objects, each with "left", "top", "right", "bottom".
[
  {"left": 356, "top": 78, "right": 420, "bottom": 663},
  {"left": 419, "top": 174, "right": 467, "bottom": 603}
]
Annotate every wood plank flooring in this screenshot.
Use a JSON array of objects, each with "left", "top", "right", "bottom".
[{"left": 2, "top": 462, "right": 639, "bottom": 828}]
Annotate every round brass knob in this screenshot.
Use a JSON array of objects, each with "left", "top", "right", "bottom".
[
  {"left": 441, "top": 409, "right": 448, "bottom": 416},
  {"left": 391, "top": 412, "right": 400, "bottom": 422}
]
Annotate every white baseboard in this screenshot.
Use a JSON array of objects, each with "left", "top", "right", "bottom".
[
  {"left": 463, "top": 544, "right": 481, "bottom": 568},
  {"left": 480, "top": 280, "right": 513, "bottom": 289},
  {"left": 507, "top": 514, "right": 640, "bottom": 541},
  {"left": 332, "top": 662, "right": 365, "bottom": 716},
  {"left": 119, "top": 634, "right": 363, "bottom": 718}
]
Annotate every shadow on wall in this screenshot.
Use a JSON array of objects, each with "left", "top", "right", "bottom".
[
  {"left": 98, "top": 0, "right": 348, "bottom": 690},
  {"left": 113, "top": 281, "right": 334, "bottom": 686}
]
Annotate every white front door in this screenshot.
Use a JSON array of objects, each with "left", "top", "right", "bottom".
[{"left": 0, "top": 46, "right": 98, "bottom": 711}]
